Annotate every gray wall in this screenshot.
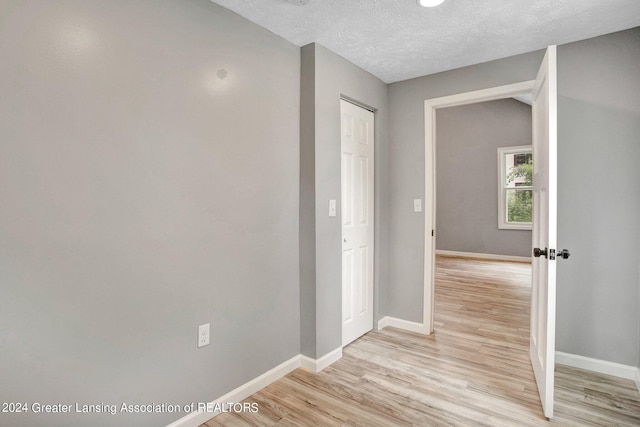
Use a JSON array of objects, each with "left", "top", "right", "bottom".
[
  {"left": 300, "top": 43, "right": 389, "bottom": 358},
  {"left": 555, "top": 28, "right": 640, "bottom": 366},
  {"left": 436, "top": 99, "right": 532, "bottom": 258},
  {"left": 0, "top": 1, "right": 300, "bottom": 426},
  {"left": 387, "top": 28, "right": 640, "bottom": 366}
]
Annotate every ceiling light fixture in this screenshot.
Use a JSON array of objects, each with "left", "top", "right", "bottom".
[{"left": 418, "top": 0, "right": 446, "bottom": 7}]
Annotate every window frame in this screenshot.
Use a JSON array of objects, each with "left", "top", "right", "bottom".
[{"left": 497, "top": 145, "right": 533, "bottom": 230}]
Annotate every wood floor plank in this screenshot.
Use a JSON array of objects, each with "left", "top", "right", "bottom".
[{"left": 202, "top": 256, "right": 640, "bottom": 426}]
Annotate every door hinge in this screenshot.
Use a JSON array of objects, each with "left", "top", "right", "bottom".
[{"left": 432, "top": 229, "right": 434, "bottom": 237}]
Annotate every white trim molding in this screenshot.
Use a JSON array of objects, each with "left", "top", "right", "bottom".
[
  {"left": 377, "top": 316, "right": 429, "bottom": 335},
  {"left": 167, "top": 350, "right": 342, "bottom": 427},
  {"left": 436, "top": 250, "right": 531, "bottom": 263},
  {"left": 166, "top": 355, "right": 301, "bottom": 427},
  {"left": 556, "top": 351, "right": 640, "bottom": 392},
  {"left": 300, "top": 347, "right": 343, "bottom": 373}
]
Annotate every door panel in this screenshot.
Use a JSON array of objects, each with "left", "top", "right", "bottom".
[
  {"left": 530, "top": 45, "right": 558, "bottom": 419},
  {"left": 341, "top": 100, "right": 374, "bottom": 347},
  {"left": 359, "top": 156, "right": 369, "bottom": 225},
  {"left": 342, "top": 249, "right": 353, "bottom": 324},
  {"left": 343, "top": 152, "right": 353, "bottom": 227}
]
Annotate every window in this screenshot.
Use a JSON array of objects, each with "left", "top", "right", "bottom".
[{"left": 498, "top": 146, "right": 533, "bottom": 230}]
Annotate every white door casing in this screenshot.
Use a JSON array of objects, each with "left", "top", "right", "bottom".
[
  {"left": 341, "top": 99, "right": 374, "bottom": 347},
  {"left": 423, "top": 80, "right": 536, "bottom": 335},
  {"left": 530, "top": 45, "right": 558, "bottom": 419}
]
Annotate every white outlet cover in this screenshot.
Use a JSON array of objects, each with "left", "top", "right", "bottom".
[
  {"left": 198, "top": 323, "right": 210, "bottom": 348},
  {"left": 413, "top": 199, "right": 423, "bottom": 212}
]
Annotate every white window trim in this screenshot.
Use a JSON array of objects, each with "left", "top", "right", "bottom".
[{"left": 498, "top": 145, "right": 533, "bottom": 230}]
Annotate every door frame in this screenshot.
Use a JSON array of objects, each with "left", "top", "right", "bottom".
[{"left": 422, "top": 80, "right": 536, "bottom": 333}]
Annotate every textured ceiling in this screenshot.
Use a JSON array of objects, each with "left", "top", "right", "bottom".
[{"left": 209, "top": 0, "right": 640, "bottom": 83}]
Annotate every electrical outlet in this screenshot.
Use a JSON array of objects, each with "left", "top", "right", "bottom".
[
  {"left": 198, "top": 323, "right": 210, "bottom": 348},
  {"left": 413, "top": 199, "right": 422, "bottom": 212}
]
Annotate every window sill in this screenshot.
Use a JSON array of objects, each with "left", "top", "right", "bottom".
[{"left": 499, "top": 223, "right": 532, "bottom": 231}]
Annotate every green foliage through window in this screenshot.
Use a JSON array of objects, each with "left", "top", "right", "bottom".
[
  {"left": 507, "top": 189, "right": 532, "bottom": 223},
  {"left": 506, "top": 154, "right": 533, "bottom": 223}
]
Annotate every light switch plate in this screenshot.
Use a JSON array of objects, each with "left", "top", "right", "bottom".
[
  {"left": 413, "top": 199, "right": 422, "bottom": 212},
  {"left": 329, "top": 199, "right": 337, "bottom": 217}
]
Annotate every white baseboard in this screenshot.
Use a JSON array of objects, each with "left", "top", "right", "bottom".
[
  {"left": 377, "top": 316, "right": 430, "bottom": 335},
  {"left": 167, "top": 349, "right": 343, "bottom": 427},
  {"left": 167, "top": 355, "right": 300, "bottom": 427},
  {"left": 300, "top": 347, "right": 342, "bottom": 373},
  {"left": 556, "top": 351, "right": 640, "bottom": 392},
  {"left": 436, "top": 250, "right": 531, "bottom": 263}
]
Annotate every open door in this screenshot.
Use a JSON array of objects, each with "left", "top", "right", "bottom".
[{"left": 530, "top": 45, "right": 558, "bottom": 419}]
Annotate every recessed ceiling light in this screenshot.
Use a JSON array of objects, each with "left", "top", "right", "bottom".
[{"left": 418, "top": 0, "right": 446, "bottom": 7}]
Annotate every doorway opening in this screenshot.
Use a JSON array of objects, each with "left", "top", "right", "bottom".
[
  {"left": 422, "top": 80, "right": 536, "bottom": 332},
  {"left": 432, "top": 95, "right": 534, "bottom": 393},
  {"left": 432, "top": 95, "right": 535, "bottom": 415}
]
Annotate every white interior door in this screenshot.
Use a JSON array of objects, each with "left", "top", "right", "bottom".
[
  {"left": 341, "top": 99, "right": 374, "bottom": 347},
  {"left": 530, "top": 45, "right": 558, "bottom": 419}
]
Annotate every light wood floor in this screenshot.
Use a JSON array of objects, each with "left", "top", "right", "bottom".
[{"left": 202, "top": 256, "right": 640, "bottom": 426}]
